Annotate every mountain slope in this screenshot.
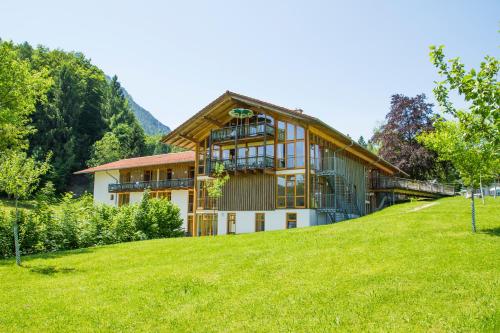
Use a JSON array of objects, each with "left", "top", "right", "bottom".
[
  {"left": 121, "top": 87, "right": 171, "bottom": 135},
  {"left": 105, "top": 75, "right": 170, "bottom": 135},
  {"left": 0, "top": 197, "right": 498, "bottom": 332}
]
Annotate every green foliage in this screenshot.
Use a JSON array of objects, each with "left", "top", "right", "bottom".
[
  {"left": 425, "top": 45, "right": 500, "bottom": 188},
  {"left": 0, "top": 151, "right": 51, "bottom": 200},
  {"left": 0, "top": 192, "right": 184, "bottom": 258},
  {"left": 87, "top": 132, "right": 124, "bottom": 167},
  {"left": 34, "top": 181, "right": 57, "bottom": 204},
  {"left": 205, "top": 162, "right": 230, "bottom": 200},
  {"left": 0, "top": 42, "right": 51, "bottom": 152},
  {"left": 143, "top": 135, "right": 171, "bottom": 155},
  {"left": 419, "top": 120, "right": 498, "bottom": 187}
]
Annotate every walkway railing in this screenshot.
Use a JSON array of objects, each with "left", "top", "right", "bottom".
[
  {"left": 371, "top": 176, "right": 455, "bottom": 196},
  {"left": 108, "top": 178, "right": 194, "bottom": 193}
]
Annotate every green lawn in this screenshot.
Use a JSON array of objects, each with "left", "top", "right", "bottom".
[{"left": 0, "top": 197, "right": 499, "bottom": 332}]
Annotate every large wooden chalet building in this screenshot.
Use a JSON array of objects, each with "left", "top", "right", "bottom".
[{"left": 76, "top": 91, "right": 454, "bottom": 236}]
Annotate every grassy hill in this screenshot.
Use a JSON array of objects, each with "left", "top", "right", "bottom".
[{"left": 0, "top": 197, "right": 498, "bottom": 332}]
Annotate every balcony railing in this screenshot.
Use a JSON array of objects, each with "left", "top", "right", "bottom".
[
  {"left": 210, "top": 122, "right": 275, "bottom": 143},
  {"left": 371, "top": 176, "right": 455, "bottom": 196},
  {"left": 108, "top": 178, "right": 194, "bottom": 193},
  {"left": 209, "top": 156, "right": 274, "bottom": 172}
]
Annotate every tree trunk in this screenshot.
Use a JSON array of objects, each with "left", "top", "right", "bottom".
[
  {"left": 471, "top": 188, "right": 476, "bottom": 233},
  {"left": 13, "top": 197, "right": 21, "bottom": 266},
  {"left": 479, "top": 175, "right": 485, "bottom": 205}
]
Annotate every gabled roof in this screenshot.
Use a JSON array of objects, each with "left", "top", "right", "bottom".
[
  {"left": 162, "top": 91, "right": 408, "bottom": 176},
  {"left": 74, "top": 151, "right": 195, "bottom": 174}
]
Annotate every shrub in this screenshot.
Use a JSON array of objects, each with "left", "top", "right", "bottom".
[{"left": 0, "top": 191, "right": 185, "bottom": 259}]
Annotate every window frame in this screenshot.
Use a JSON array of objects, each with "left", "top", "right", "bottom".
[
  {"left": 286, "top": 212, "right": 297, "bottom": 229},
  {"left": 255, "top": 213, "right": 265, "bottom": 232},
  {"left": 276, "top": 174, "right": 306, "bottom": 209}
]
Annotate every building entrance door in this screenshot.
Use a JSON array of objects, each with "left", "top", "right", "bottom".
[{"left": 227, "top": 213, "right": 236, "bottom": 234}]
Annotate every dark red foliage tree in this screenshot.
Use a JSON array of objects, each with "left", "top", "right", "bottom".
[{"left": 372, "top": 94, "right": 438, "bottom": 180}]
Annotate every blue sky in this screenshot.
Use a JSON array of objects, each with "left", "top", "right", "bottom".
[{"left": 1, "top": 0, "right": 498, "bottom": 139}]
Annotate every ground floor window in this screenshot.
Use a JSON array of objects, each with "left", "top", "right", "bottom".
[
  {"left": 197, "top": 213, "right": 218, "bottom": 236},
  {"left": 227, "top": 213, "right": 236, "bottom": 234},
  {"left": 150, "top": 191, "right": 171, "bottom": 200},
  {"left": 286, "top": 213, "right": 297, "bottom": 229},
  {"left": 118, "top": 193, "right": 130, "bottom": 207},
  {"left": 255, "top": 213, "right": 265, "bottom": 232}
]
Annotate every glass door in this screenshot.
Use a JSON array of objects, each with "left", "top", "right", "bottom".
[{"left": 227, "top": 213, "right": 236, "bottom": 234}]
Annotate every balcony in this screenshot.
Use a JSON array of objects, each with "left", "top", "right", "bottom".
[
  {"left": 209, "top": 156, "right": 274, "bottom": 172},
  {"left": 210, "top": 122, "right": 274, "bottom": 143},
  {"left": 108, "top": 178, "right": 194, "bottom": 193}
]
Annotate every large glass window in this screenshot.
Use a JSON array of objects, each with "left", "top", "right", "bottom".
[
  {"left": 277, "top": 174, "right": 306, "bottom": 208},
  {"left": 276, "top": 120, "right": 305, "bottom": 169}
]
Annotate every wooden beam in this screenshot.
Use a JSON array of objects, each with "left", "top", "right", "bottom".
[
  {"left": 203, "top": 116, "right": 224, "bottom": 128},
  {"left": 179, "top": 133, "right": 197, "bottom": 143}
]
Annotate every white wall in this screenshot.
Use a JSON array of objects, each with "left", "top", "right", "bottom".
[
  {"left": 93, "top": 170, "right": 119, "bottom": 206},
  {"left": 171, "top": 190, "right": 189, "bottom": 230},
  {"left": 130, "top": 192, "right": 143, "bottom": 204},
  {"left": 216, "top": 209, "right": 316, "bottom": 235}
]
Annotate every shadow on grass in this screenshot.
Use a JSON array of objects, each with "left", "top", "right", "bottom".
[
  {"left": 24, "top": 264, "right": 78, "bottom": 275},
  {"left": 480, "top": 227, "right": 500, "bottom": 237},
  {"left": 0, "top": 247, "right": 98, "bottom": 267}
]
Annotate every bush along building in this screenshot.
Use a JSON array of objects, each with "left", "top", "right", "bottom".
[{"left": 76, "top": 91, "right": 454, "bottom": 236}]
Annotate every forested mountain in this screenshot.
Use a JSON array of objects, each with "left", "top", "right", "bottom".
[
  {"left": 0, "top": 40, "right": 171, "bottom": 192},
  {"left": 122, "top": 87, "right": 171, "bottom": 135},
  {"left": 104, "top": 75, "right": 170, "bottom": 135}
]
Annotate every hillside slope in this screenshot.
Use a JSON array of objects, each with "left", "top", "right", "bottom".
[
  {"left": 0, "top": 197, "right": 498, "bottom": 332},
  {"left": 105, "top": 75, "right": 170, "bottom": 135},
  {"left": 121, "top": 87, "right": 171, "bottom": 135}
]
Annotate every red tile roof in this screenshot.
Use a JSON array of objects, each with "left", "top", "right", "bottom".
[{"left": 74, "top": 151, "right": 195, "bottom": 174}]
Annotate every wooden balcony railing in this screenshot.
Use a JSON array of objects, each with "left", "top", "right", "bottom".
[
  {"left": 108, "top": 178, "right": 194, "bottom": 193},
  {"left": 209, "top": 156, "right": 274, "bottom": 172}
]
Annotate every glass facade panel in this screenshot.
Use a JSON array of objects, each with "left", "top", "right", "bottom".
[
  {"left": 296, "top": 141, "right": 305, "bottom": 167},
  {"left": 286, "top": 123, "right": 295, "bottom": 140}
]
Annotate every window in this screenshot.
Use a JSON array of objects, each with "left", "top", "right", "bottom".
[
  {"left": 167, "top": 169, "right": 173, "bottom": 180},
  {"left": 118, "top": 193, "right": 130, "bottom": 207},
  {"left": 144, "top": 170, "right": 154, "bottom": 182},
  {"left": 276, "top": 120, "right": 305, "bottom": 169},
  {"left": 189, "top": 166, "right": 195, "bottom": 178},
  {"left": 188, "top": 191, "right": 194, "bottom": 213},
  {"left": 197, "top": 213, "right": 218, "bottom": 236},
  {"left": 277, "top": 174, "right": 306, "bottom": 208},
  {"left": 157, "top": 191, "right": 171, "bottom": 200},
  {"left": 120, "top": 171, "right": 131, "bottom": 183},
  {"left": 227, "top": 213, "right": 236, "bottom": 234},
  {"left": 255, "top": 213, "right": 265, "bottom": 232},
  {"left": 286, "top": 213, "right": 297, "bottom": 229}
]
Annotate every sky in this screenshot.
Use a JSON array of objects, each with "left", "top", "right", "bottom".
[{"left": 1, "top": 0, "right": 498, "bottom": 139}]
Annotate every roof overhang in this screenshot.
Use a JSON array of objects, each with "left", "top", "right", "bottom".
[{"left": 162, "top": 91, "right": 408, "bottom": 177}]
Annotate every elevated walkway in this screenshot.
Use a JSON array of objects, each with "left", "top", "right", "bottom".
[{"left": 370, "top": 176, "right": 455, "bottom": 198}]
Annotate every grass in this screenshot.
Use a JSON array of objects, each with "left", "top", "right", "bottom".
[
  {"left": 0, "top": 198, "right": 37, "bottom": 212},
  {"left": 0, "top": 196, "right": 499, "bottom": 332}
]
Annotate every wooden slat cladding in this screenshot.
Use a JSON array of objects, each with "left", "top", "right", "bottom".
[{"left": 219, "top": 174, "right": 275, "bottom": 211}]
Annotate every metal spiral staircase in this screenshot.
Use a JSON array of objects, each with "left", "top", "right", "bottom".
[{"left": 313, "top": 153, "right": 362, "bottom": 223}]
